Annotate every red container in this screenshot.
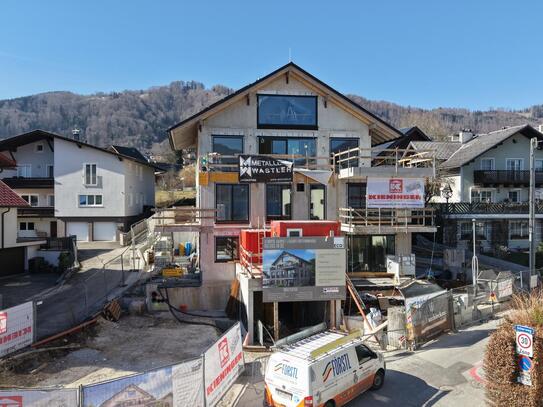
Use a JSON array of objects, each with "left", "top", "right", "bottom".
[
  {"left": 270, "top": 220, "right": 341, "bottom": 237},
  {"left": 239, "top": 229, "right": 270, "bottom": 265}
]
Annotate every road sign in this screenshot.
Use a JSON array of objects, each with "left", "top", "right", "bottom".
[
  {"left": 519, "top": 356, "right": 532, "bottom": 372},
  {"left": 518, "top": 371, "right": 532, "bottom": 386},
  {"left": 515, "top": 325, "right": 535, "bottom": 358}
]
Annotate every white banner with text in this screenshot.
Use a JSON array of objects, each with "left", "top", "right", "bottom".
[{"left": 367, "top": 177, "right": 425, "bottom": 208}]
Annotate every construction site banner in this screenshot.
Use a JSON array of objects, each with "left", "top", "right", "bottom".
[
  {"left": 0, "top": 389, "right": 78, "bottom": 406},
  {"left": 367, "top": 177, "right": 425, "bottom": 208},
  {"left": 262, "top": 237, "right": 346, "bottom": 302},
  {"left": 82, "top": 358, "right": 204, "bottom": 407},
  {"left": 238, "top": 155, "right": 293, "bottom": 183},
  {"left": 0, "top": 301, "right": 34, "bottom": 358},
  {"left": 204, "top": 322, "right": 244, "bottom": 407}
]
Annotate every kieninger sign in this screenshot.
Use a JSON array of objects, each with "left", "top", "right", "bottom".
[
  {"left": 367, "top": 177, "right": 425, "bottom": 209},
  {"left": 204, "top": 322, "right": 244, "bottom": 407},
  {"left": 0, "top": 302, "right": 34, "bottom": 358}
]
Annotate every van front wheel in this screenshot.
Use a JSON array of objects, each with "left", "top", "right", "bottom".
[
  {"left": 371, "top": 370, "right": 385, "bottom": 390},
  {"left": 324, "top": 401, "right": 335, "bottom": 407}
]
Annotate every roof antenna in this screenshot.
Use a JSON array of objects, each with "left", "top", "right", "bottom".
[{"left": 289, "top": 48, "right": 292, "bottom": 62}]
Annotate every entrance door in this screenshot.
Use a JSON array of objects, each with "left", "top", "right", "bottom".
[{"left": 50, "top": 221, "right": 57, "bottom": 238}]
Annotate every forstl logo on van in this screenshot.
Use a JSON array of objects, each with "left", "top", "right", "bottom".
[
  {"left": 274, "top": 363, "right": 298, "bottom": 379},
  {"left": 322, "top": 354, "right": 352, "bottom": 383}
]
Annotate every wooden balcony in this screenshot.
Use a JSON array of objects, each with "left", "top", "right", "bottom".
[
  {"left": 473, "top": 170, "right": 543, "bottom": 186},
  {"left": 435, "top": 202, "right": 543, "bottom": 215},
  {"left": 339, "top": 207, "right": 436, "bottom": 234}
]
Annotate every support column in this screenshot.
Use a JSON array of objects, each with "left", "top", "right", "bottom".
[{"left": 273, "top": 302, "right": 279, "bottom": 341}]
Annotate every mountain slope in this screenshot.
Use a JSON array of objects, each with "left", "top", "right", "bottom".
[{"left": 0, "top": 81, "right": 541, "bottom": 151}]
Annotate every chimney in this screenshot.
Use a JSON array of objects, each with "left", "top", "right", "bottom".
[
  {"left": 459, "top": 129, "right": 473, "bottom": 144},
  {"left": 72, "top": 128, "right": 81, "bottom": 142}
]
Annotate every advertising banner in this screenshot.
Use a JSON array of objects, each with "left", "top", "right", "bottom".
[
  {"left": 238, "top": 155, "right": 293, "bottom": 183},
  {"left": 204, "top": 322, "right": 244, "bottom": 407},
  {"left": 0, "top": 389, "right": 78, "bottom": 407},
  {"left": 367, "top": 177, "right": 425, "bottom": 208},
  {"left": 262, "top": 237, "right": 346, "bottom": 302},
  {"left": 0, "top": 302, "right": 34, "bottom": 358},
  {"left": 82, "top": 358, "right": 204, "bottom": 407}
]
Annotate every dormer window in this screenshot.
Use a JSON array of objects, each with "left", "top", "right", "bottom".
[
  {"left": 257, "top": 95, "right": 317, "bottom": 130},
  {"left": 35, "top": 144, "right": 44, "bottom": 153}
]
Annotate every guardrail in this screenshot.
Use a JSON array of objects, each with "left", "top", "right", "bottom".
[
  {"left": 434, "top": 202, "right": 543, "bottom": 215},
  {"left": 200, "top": 153, "right": 334, "bottom": 172},
  {"left": 332, "top": 147, "right": 436, "bottom": 172},
  {"left": 339, "top": 207, "right": 435, "bottom": 229}
]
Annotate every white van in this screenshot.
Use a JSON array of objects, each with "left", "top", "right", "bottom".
[{"left": 264, "top": 330, "right": 385, "bottom": 407}]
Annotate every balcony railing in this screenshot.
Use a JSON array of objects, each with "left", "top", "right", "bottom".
[
  {"left": 339, "top": 207, "right": 435, "bottom": 230},
  {"left": 3, "top": 177, "right": 54, "bottom": 188},
  {"left": 201, "top": 153, "right": 333, "bottom": 172},
  {"left": 473, "top": 170, "right": 543, "bottom": 186},
  {"left": 332, "top": 147, "right": 436, "bottom": 172},
  {"left": 151, "top": 207, "right": 216, "bottom": 231},
  {"left": 435, "top": 202, "right": 543, "bottom": 215}
]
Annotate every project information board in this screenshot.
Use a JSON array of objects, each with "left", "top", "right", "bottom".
[{"left": 262, "top": 237, "right": 346, "bottom": 302}]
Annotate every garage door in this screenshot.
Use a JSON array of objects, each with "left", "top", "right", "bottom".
[
  {"left": 93, "top": 222, "right": 117, "bottom": 241},
  {"left": 0, "top": 247, "right": 25, "bottom": 277},
  {"left": 66, "top": 222, "right": 89, "bottom": 242}
]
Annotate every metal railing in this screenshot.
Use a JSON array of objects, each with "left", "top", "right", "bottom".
[
  {"left": 339, "top": 207, "right": 435, "bottom": 229},
  {"left": 332, "top": 147, "right": 436, "bottom": 173},
  {"left": 200, "top": 153, "right": 333, "bottom": 172},
  {"left": 434, "top": 202, "right": 543, "bottom": 215}
]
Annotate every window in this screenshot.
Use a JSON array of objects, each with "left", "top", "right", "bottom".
[
  {"left": 47, "top": 195, "right": 55, "bottom": 207},
  {"left": 508, "top": 190, "right": 521, "bottom": 203},
  {"left": 19, "top": 222, "right": 35, "bottom": 231},
  {"left": 459, "top": 222, "right": 471, "bottom": 240},
  {"left": 35, "top": 144, "right": 44, "bottom": 152},
  {"left": 257, "top": 95, "right": 317, "bottom": 129},
  {"left": 510, "top": 220, "right": 528, "bottom": 240},
  {"left": 79, "top": 194, "right": 103, "bottom": 207},
  {"left": 21, "top": 194, "right": 38, "bottom": 207},
  {"left": 310, "top": 185, "right": 326, "bottom": 220},
  {"left": 46, "top": 165, "right": 54, "bottom": 178},
  {"left": 216, "top": 184, "right": 249, "bottom": 223},
  {"left": 348, "top": 235, "right": 395, "bottom": 273},
  {"left": 460, "top": 221, "right": 490, "bottom": 240},
  {"left": 212, "top": 135, "right": 244, "bottom": 172},
  {"left": 330, "top": 138, "right": 359, "bottom": 168},
  {"left": 16, "top": 164, "right": 31, "bottom": 178},
  {"left": 480, "top": 158, "right": 494, "bottom": 171},
  {"left": 215, "top": 236, "right": 239, "bottom": 262},
  {"left": 471, "top": 189, "right": 493, "bottom": 203},
  {"left": 258, "top": 137, "right": 317, "bottom": 166},
  {"left": 266, "top": 184, "right": 291, "bottom": 221},
  {"left": 355, "top": 345, "right": 375, "bottom": 365},
  {"left": 536, "top": 160, "right": 543, "bottom": 172},
  {"left": 506, "top": 159, "right": 523, "bottom": 171},
  {"left": 348, "top": 183, "right": 366, "bottom": 209},
  {"left": 84, "top": 164, "right": 97, "bottom": 185},
  {"left": 287, "top": 228, "right": 303, "bottom": 237}
]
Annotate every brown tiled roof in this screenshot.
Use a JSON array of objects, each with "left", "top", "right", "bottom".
[
  {"left": 0, "top": 152, "right": 16, "bottom": 168},
  {"left": 0, "top": 180, "right": 30, "bottom": 207}
]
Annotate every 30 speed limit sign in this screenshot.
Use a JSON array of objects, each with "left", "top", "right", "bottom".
[{"left": 515, "top": 325, "right": 535, "bottom": 357}]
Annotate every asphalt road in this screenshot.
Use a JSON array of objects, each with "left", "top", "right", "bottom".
[{"left": 237, "top": 318, "right": 498, "bottom": 407}]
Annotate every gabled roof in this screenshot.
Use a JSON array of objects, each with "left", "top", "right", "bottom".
[
  {"left": 108, "top": 145, "right": 148, "bottom": 162},
  {"left": 0, "top": 180, "right": 30, "bottom": 207},
  {"left": 0, "top": 130, "right": 161, "bottom": 170},
  {"left": 399, "top": 126, "right": 432, "bottom": 140},
  {"left": 272, "top": 250, "right": 312, "bottom": 267},
  {"left": 375, "top": 125, "right": 433, "bottom": 152},
  {"left": 441, "top": 125, "right": 543, "bottom": 169},
  {"left": 168, "top": 62, "right": 404, "bottom": 150},
  {"left": 409, "top": 141, "right": 461, "bottom": 161},
  {"left": 0, "top": 152, "right": 16, "bottom": 168}
]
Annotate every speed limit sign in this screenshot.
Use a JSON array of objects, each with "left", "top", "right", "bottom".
[{"left": 515, "top": 325, "right": 535, "bottom": 357}]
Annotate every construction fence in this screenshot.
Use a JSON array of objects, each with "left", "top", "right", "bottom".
[{"left": 0, "top": 322, "right": 244, "bottom": 407}]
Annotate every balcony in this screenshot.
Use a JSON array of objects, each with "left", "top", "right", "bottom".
[
  {"left": 2, "top": 177, "right": 54, "bottom": 189},
  {"left": 339, "top": 207, "right": 436, "bottom": 234},
  {"left": 333, "top": 148, "right": 435, "bottom": 179},
  {"left": 436, "top": 202, "right": 543, "bottom": 215},
  {"left": 151, "top": 207, "right": 216, "bottom": 232},
  {"left": 473, "top": 170, "right": 543, "bottom": 186},
  {"left": 18, "top": 207, "right": 55, "bottom": 218}
]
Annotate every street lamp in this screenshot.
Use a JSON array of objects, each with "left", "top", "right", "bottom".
[{"left": 442, "top": 184, "right": 453, "bottom": 204}]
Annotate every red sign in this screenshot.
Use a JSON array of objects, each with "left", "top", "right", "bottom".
[
  {"left": 0, "top": 313, "right": 6, "bottom": 335},
  {"left": 218, "top": 337, "right": 230, "bottom": 368},
  {"left": 0, "top": 395, "right": 23, "bottom": 407},
  {"left": 389, "top": 179, "right": 403, "bottom": 193}
]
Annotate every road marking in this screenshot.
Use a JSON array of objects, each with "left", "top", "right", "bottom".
[{"left": 468, "top": 361, "right": 485, "bottom": 384}]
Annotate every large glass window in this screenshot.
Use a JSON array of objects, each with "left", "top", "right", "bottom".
[
  {"left": 510, "top": 220, "right": 528, "bottom": 240},
  {"left": 506, "top": 159, "right": 523, "bottom": 171},
  {"left": 212, "top": 136, "right": 243, "bottom": 172},
  {"left": 266, "top": 184, "right": 291, "bottom": 221},
  {"left": 258, "top": 137, "right": 317, "bottom": 165},
  {"left": 257, "top": 95, "right": 317, "bottom": 129},
  {"left": 347, "top": 235, "right": 395, "bottom": 273},
  {"left": 471, "top": 189, "right": 493, "bottom": 203},
  {"left": 21, "top": 194, "right": 39, "bottom": 207},
  {"left": 310, "top": 185, "right": 326, "bottom": 220},
  {"left": 215, "top": 236, "right": 239, "bottom": 262},
  {"left": 216, "top": 184, "right": 249, "bottom": 223},
  {"left": 330, "top": 138, "right": 359, "bottom": 169},
  {"left": 348, "top": 183, "right": 366, "bottom": 209}
]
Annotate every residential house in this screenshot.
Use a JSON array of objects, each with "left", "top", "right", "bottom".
[
  {"left": 166, "top": 63, "right": 436, "bottom": 342},
  {"left": 431, "top": 125, "right": 543, "bottom": 252},
  {"left": 265, "top": 250, "right": 315, "bottom": 287},
  {"left": 0, "top": 130, "right": 157, "bottom": 242},
  {"left": 0, "top": 153, "right": 46, "bottom": 275}
]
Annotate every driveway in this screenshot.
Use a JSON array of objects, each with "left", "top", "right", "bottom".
[{"left": 236, "top": 318, "right": 500, "bottom": 406}]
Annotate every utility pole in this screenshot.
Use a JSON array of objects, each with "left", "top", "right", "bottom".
[
  {"left": 472, "top": 218, "right": 479, "bottom": 290},
  {"left": 529, "top": 137, "right": 537, "bottom": 278}
]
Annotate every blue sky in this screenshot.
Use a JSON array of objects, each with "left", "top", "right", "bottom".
[{"left": 1, "top": 0, "right": 542, "bottom": 110}]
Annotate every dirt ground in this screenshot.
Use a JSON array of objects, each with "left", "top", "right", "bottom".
[{"left": 0, "top": 312, "right": 219, "bottom": 388}]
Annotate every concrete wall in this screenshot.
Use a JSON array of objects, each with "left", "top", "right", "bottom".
[
  {"left": 123, "top": 161, "right": 155, "bottom": 216},
  {"left": 0, "top": 140, "right": 54, "bottom": 178}
]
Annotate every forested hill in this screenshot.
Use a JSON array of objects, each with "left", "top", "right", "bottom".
[{"left": 0, "top": 80, "right": 542, "bottom": 152}]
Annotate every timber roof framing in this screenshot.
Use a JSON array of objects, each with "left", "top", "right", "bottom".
[{"left": 168, "top": 62, "right": 403, "bottom": 150}]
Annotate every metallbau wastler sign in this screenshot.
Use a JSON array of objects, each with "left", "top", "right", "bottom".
[{"left": 238, "top": 155, "right": 293, "bottom": 183}]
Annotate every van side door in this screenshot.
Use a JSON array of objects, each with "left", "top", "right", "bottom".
[{"left": 354, "top": 344, "right": 379, "bottom": 391}]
